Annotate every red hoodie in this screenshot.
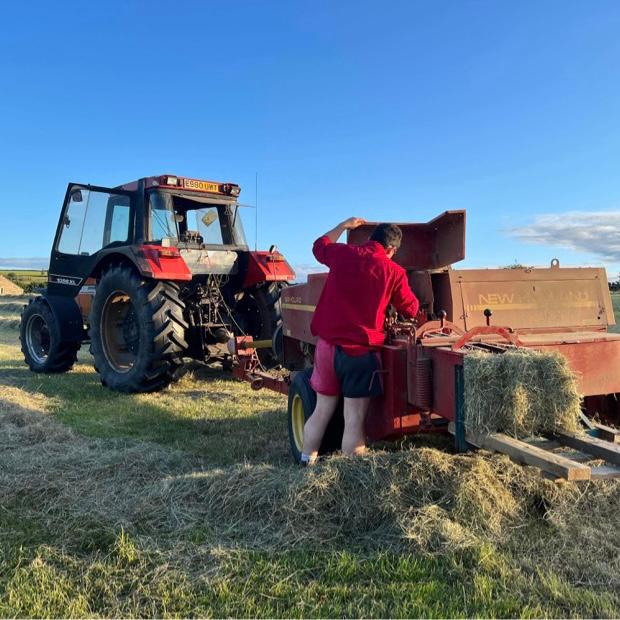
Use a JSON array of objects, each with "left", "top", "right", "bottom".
[{"left": 310, "top": 235, "right": 419, "bottom": 353}]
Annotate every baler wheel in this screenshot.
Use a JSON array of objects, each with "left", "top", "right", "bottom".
[
  {"left": 287, "top": 368, "right": 344, "bottom": 463},
  {"left": 89, "top": 266, "right": 188, "bottom": 393}
]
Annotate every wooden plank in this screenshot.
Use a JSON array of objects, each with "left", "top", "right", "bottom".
[
  {"left": 553, "top": 431, "right": 620, "bottom": 466},
  {"left": 590, "top": 464, "right": 620, "bottom": 480},
  {"left": 466, "top": 430, "right": 591, "bottom": 481},
  {"left": 525, "top": 437, "right": 562, "bottom": 451},
  {"left": 591, "top": 423, "right": 620, "bottom": 444}
]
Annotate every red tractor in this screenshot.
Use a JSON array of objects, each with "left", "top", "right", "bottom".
[{"left": 20, "top": 175, "right": 294, "bottom": 392}]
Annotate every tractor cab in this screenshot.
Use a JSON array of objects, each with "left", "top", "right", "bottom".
[
  {"left": 22, "top": 174, "right": 294, "bottom": 393},
  {"left": 143, "top": 177, "right": 248, "bottom": 277}
]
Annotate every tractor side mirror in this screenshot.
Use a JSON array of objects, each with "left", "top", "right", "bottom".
[{"left": 70, "top": 189, "right": 83, "bottom": 203}]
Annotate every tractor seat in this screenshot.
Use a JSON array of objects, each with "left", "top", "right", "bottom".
[{"left": 181, "top": 230, "right": 204, "bottom": 245}]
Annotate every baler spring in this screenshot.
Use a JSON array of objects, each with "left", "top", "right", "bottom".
[{"left": 414, "top": 357, "right": 433, "bottom": 410}]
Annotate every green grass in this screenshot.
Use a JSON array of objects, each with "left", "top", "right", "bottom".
[
  {"left": 0, "top": 269, "right": 47, "bottom": 291},
  {"left": 610, "top": 293, "right": 620, "bottom": 333},
  {"left": 0, "top": 357, "right": 289, "bottom": 464},
  {"left": 1, "top": 297, "right": 620, "bottom": 617},
  {"left": 1, "top": 509, "right": 617, "bottom": 619}
]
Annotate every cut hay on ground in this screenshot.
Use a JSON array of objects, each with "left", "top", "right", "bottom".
[
  {"left": 0, "top": 302, "right": 26, "bottom": 313},
  {"left": 464, "top": 349, "right": 582, "bottom": 438},
  {"left": 1, "top": 405, "right": 620, "bottom": 593},
  {"left": 0, "top": 317, "right": 21, "bottom": 330}
]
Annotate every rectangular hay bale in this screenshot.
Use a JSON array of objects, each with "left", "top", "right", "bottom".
[{"left": 463, "top": 349, "right": 582, "bottom": 439}]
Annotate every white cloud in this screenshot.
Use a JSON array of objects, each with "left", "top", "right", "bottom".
[
  {"left": 292, "top": 263, "right": 327, "bottom": 282},
  {"left": 509, "top": 211, "right": 620, "bottom": 263}
]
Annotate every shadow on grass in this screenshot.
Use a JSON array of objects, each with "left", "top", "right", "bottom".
[{"left": 0, "top": 356, "right": 290, "bottom": 466}]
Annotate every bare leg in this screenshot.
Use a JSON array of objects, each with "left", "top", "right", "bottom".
[
  {"left": 303, "top": 393, "right": 340, "bottom": 458},
  {"left": 341, "top": 397, "right": 371, "bottom": 455}
]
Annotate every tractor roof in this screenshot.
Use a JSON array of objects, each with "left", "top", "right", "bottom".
[{"left": 117, "top": 174, "right": 240, "bottom": 197}]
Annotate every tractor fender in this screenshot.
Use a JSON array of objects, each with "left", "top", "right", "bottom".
[
  {"left": 39, "top": 294, "right": 85, "bottom": 343},
  {"left": 87, "top": 247, "right": 192, "bottom": 283},
  {"left": 130, "top": 245, "right": 192, "bottom": 281},
  {"left": 242, "top": 250, "right": 296, "bottom": 288}
]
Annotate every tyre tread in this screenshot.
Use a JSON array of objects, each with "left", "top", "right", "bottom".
[{"left": 90, "top": 266, "right": 188, "bottom": 393}]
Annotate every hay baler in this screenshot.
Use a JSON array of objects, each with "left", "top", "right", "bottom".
[{"left": 233, "top": 211, "right": 620, "bottom": 478}]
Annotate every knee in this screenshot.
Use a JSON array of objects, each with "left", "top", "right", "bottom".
[{"left": 312, "top": 400, "right": 337, "bottom": 421}]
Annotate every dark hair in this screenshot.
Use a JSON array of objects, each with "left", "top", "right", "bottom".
[{"left": 369, "top": 223, "right": 402, "bottom": 250}]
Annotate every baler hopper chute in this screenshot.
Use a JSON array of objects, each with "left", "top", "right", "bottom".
[{"left": 232, "top": 210, "right": 620, "bottom": 480}]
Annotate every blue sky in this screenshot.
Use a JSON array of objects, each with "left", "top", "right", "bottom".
[{"left": 1, "top": 1, "right": 619, "bottom": 279}]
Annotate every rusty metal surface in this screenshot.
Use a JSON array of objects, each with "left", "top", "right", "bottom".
[
  {"left": 442, "top": 266, "right": 614, "bottom": 331},
  {"left": 347, "top": 210, "right": 466, "bottom": 271},
  {"left": 280, "top": 273, "right": 325, "bottom": 346},
  {"left": 518, "top": 331, "right": 620, "bottom": 346},
  {"left": 533, "top": 339, "right": 620, "bottom": 396}
]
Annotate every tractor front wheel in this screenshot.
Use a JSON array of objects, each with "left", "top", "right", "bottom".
[
  {"left": 287, "top": 367, "right": 344, "bottom": 463},
  {"left": 89, "top": 266, "right": 188, "bottom": 393},
  {"left": 20, "top": 297, "right": 80, "bottom": 373}
]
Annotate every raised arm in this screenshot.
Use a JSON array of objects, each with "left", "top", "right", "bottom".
[{"left": 312, "top": 217, "right": 367, "bottom": 266}]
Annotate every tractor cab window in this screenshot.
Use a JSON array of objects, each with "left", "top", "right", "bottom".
[
  {"left": 171, "top": 194, "right": 248, "bottom": 248},
  {"left": 190, "top": 207, "right": 224, "bottom": 245},
  {"left": 148, "top": 192, "right": 178, "bottom": 243},
  {"left": 104, "top": 198, "right": 131, "bottom": 245},
  {"left": 57, "top": 188, "right": 131, "bottom": 256}
]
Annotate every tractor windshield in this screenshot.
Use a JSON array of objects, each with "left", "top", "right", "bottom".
[{"left": 147, "top": 190, "right": 247, "bottom": 248}]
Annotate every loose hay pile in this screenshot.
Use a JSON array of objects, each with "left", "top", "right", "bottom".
[
  {"left": 1, "top": 405, "right": 620, "bottom": 595},
  {"left": 464, "top": 349, "right": 582, "bottom": 438}
]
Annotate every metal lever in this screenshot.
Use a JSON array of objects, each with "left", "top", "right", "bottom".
[
  {"left": 484, "top": 308, "right": 493, "bottom": 326},
  {"left": 439, "top": 309, "right": 447, "bottom": 328}
]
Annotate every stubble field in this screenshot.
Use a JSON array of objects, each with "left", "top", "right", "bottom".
[{"left": 1, "top": 294, "right": 620, "bottom": 618}]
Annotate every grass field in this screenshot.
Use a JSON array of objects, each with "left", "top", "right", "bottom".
[
  {"left": 610, "top": 292, "right": 620, "bottom": 333},
  {"left": 0, "top": 269, "right": 47, "bottom": 291},
  {"left": 1, "top": 296, "right": 620, "bottom": 617}
]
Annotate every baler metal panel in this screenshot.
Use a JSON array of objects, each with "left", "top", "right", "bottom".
[
  {"left": 347, "top": 210, "right": 466, "bottom": 270},
  {"left": 280, "top": 273, "right": 326, "bottom": 344},
  {"left": 447, "top": 267, "right": 614, "bottom": 331},
  {"left": 522, "top": 332, "right": 620, "bottom": 396}
]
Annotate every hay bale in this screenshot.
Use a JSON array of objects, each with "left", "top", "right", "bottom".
[{"left": 464, "top": 349, "right": 582, "bottom": 438}]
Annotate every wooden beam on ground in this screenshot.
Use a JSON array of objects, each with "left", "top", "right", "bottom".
[
  {"left": 466, "top": 430, "right": 591, "bottom": 481},
  {"left": 553, "top": 431, "right": 620, "bottom": 466},
  {"left": 590, "top": 464, "right": 620, "bottom": 480},
  {"left": 591, "top": 423, "right": 620, "bottom": 444}
]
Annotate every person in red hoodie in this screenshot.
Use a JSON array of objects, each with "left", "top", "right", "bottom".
[{"left": 301, "top": 217, "right": 420, "bottom": 465}]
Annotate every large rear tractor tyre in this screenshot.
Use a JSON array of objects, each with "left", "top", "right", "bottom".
[
  {"left": 20, "top": 297, "right": 80, "bottom": 373},
  {"left": 237, "top": 281, "right": 286, "bottom": 367},
  {"left": 89, "top": 266, "right": 188, "bottom": 393},
  {"left": 287, "top": 368, "right": 344, "bottom": 464}
]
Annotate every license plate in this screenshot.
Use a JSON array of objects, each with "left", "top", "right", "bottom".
[{"left": 182, "top": 178, "right": 221, "bottom": 193}]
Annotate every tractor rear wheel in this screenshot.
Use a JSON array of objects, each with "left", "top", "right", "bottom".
[
  {"left": 236, "top": 281, "right": 286, "bottom": 366},
  {"left": 89, "top": 266, "right": 188, "bottom": 393},
  {"left": 287, "top": 367, "right": 344, "bottom": 463},
  {"left": 20, "top": 297, "right": 80, "bottom": 373}
]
